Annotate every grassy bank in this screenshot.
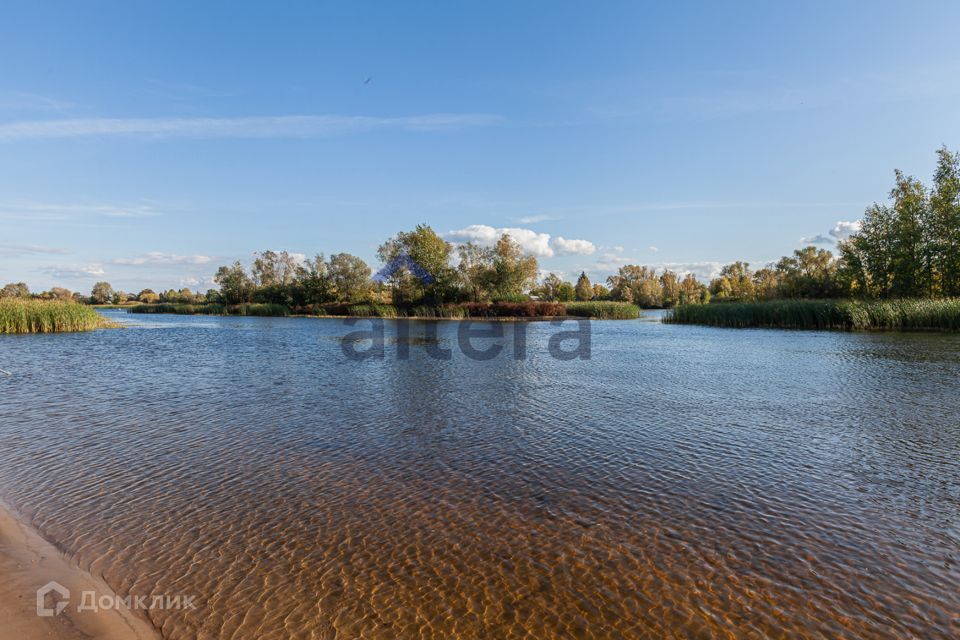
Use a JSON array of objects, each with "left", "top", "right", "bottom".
[
  {"left": 0, "top": 299, "right": 116, "bottom": 334},
  {"left": 127, "top": 300, "right": 641, "bottom": 319},
  {"left": 665, "top": 298, "right": 960, "bottom": 331}
]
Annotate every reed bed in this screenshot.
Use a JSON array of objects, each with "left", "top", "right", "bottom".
[
  {"left": 0, "top": 299, "right": 114, "bottom": 334},
  {"left": 127, "top": 300, "right": 643, "bottom": 319},
  {"left": 563, "top": 301, "right": 641, "bottom": 319},
  {"left": 665, "top": 299, "right": 960, "bottom": 331}
]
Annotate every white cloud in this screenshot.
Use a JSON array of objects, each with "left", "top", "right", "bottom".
[
  {"left": 41, "top": 264, "right": 105, "bottom": 279},
  {"left": 179, "top": 276, "right": 217, "bottom": 289},
  {"left": 655, "top": 262, "right": 725, "bottom": 281},
  {"left": 800, "top": 220, "right": 862, "bottom": 245},
  {"left": 537, "top": 268, "right": 566, "bottom": 281},
  {"left": 446, "top": 225, "right": 554, "bottom": 257},
  {"left": 830, "top": 220, "right": 861, "bottom": 242},
  {"left": 551, "top": 236, "right": 596, "bottom": 256},
  {"left": 594, "top": 252, "right": 637, "bottom": 272},
  {"left": 515, "top": 214, "right": 556, "bottom": 224},
  {"left": 0, "top": 244, "right": 68, "bottom": 257},
  {"left": 0, "top": 114, "right": 503, "bottom": 140},
  {"left": 648, "top": 245, "right": 659, "bottom": 252},
  {"left": 445, "top": 224, "right": 595, "bottom": 258},
  {"left": 799, "top": 234, "right": 833, "bottom": 245},
  {"left": 113, "top": 252, "right": 214, "bottom": 266},
  {"left": 0, "top": 202, "right": 162, "bottom": 220}
]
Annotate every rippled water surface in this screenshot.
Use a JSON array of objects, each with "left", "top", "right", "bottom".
[{"left": 1, "top": 311, "right": 959, "bottom": 638}]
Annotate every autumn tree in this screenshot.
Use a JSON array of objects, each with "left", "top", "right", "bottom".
[
  {"left": 488, "top": 234, "right": 538, "bottom": 299},
  {"left": 0, "top": 282, "right": 29, "bottom": 298},
  {"left": 574, "top": 272, "right": 593, "bottom": 301},
  {"left": 658, "top": 271, "right": 681, "bottom": 308},
  {"left": 709, "top": 262, "right": 754, "bottom": 300},
  {"left": 138, "top": 289, "right": 160, "bottom": 303},
  {"left": 90, "top": 282, "right": 114, "bottom": 304}
]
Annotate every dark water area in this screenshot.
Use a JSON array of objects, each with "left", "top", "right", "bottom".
[{"left": 0, "top": 310, "right": 958, "bottom": 638}]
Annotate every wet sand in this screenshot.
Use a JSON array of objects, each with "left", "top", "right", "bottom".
[{"left": 0, "top": 501, "right": 159, "bottom": 640}]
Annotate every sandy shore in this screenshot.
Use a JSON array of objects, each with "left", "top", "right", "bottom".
[{"left": 0, "top": 500, "right": 160, "bottom": 640}]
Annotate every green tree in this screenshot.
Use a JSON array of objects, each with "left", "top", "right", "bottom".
[
  {"left": 592, "top": 283, "right": 609, "bottom": 300},
  {"left": 214, "top": 262, "right": 254, "bottom": 304},
  {"left": 488, "top": 234, "right": 538, "bottom": 299},
  {"left": 298, "top": 254, "right": 333, "bottom": 305},
  {"left": 574, "top": 272, "right": 593, "bottom": 301},
  {"left": 327, "top": 253, "right": 371, "bottom": 302},
  {"left": 535, "top": 273, "right": 565, "bottom": 301},
  {"left": 90, "top": 282, "right": 114, "bottom": 304},
  {"left": 378, "top": 224, "right": 454, "bottom": 304},
  {"left": 775, "top": 247, "right": 839, "bottom": 298},
  {"left": 556, "top": 281, "right": 576, "bottom": 302},
  {"left": 928, "top": 146, "right": 960, "bottom": 295},
  {"left": 456, "top": 242, "right": 494, "bottom": 302}
]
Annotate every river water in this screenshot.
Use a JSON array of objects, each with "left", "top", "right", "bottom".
[{"left": 0, "top": 311, "right": 958, "bottom": 638}]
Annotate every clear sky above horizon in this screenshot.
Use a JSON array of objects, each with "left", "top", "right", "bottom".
[{"left": 2, "top": 1, "right": 959, "bottom": 293}]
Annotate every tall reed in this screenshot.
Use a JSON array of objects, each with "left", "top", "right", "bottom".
[
  {"left": 0, "top": 299, "right": 114, "bottom": 334},
  {"left": 665, "top": 299, "right": 960, "bottom": 331},
  {"left": 563, "top": 301, "right": 641, "bottom": 319}
]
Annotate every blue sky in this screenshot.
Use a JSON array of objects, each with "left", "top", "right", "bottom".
[{"left": 2, "top": 1, "right": 959, "bottom": 293}]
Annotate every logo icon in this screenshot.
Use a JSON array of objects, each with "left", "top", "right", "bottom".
[
  {"left": 372, "top": 250, "right": 435, "bottom": 285},
  {"left": 36, "top": 581, "right": 70, "bottom": 617}
]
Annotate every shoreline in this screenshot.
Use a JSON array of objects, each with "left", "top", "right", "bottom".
[
  {"left": 118, "top": 310, "right": 611, "bottom": 322},
  {"left": 0, "top": 499, "right": 160, "bottom": 640}
]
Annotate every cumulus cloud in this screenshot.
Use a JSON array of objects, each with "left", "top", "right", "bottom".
[
  {"left": 648, "top": 245, "right": 659, "bottom": 252},
  {"left": 113, "top": 252, "right": 214, "bottom": 266},
  {"left": 829, "top": 220, "right": 861, "bottom": 242},
  {"left": 0, "top": 114, "right": 503, "bottom": 140},
  {"left": 551, "top": 236, "right": 596, "bottom": 256},
  {"left": 445, "top": 224, "right": 594, "bottom": 258},
  {"left": 801, "top": 220, "right": 862, "bottom": 245}
]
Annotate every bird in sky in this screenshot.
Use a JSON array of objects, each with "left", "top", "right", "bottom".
[{"left": 364, "top": 76, "right": 373, "bottom": 85}]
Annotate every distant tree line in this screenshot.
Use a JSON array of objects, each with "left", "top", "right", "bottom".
[
  {"left": 4, "top": 147, "right": 956, "bottom": 310},
  {"left": 206, "top": 227, "right": 542, "bottom": 308}
]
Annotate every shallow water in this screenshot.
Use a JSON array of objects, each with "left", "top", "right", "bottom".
[{"left": 1, "top": 311, "right": 958, "bottom": 638}]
